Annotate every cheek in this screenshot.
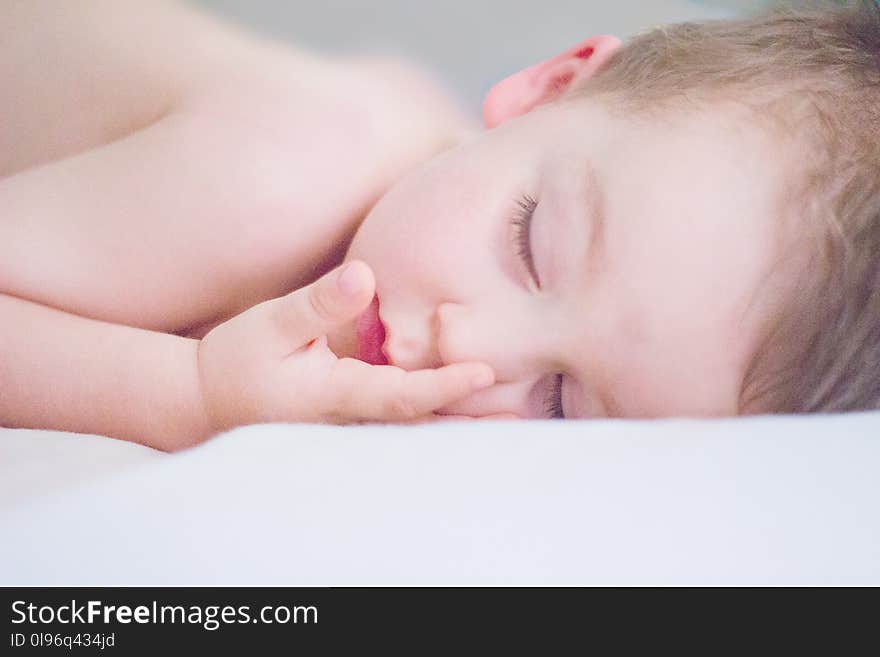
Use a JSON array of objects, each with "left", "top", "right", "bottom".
[
  {"left": 349, "top": 150, "right": 498, "bottom": 294},
  {"left": 348, "top": 195, "right": 447, "bottom": 294}
]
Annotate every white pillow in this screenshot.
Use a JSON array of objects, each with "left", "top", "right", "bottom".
[{"left": 2, "top": 412, "right": 879, "bottom": 585}]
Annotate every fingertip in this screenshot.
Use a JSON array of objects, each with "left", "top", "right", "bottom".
[
  {"left": 469, "top": 365, "right": 495, "bottom": 388},
  {"left": 337, "top": 260, "right": 373, "bottom": 298},
  {"left": 484, "top": 413, "right": 522, "bottom": 421}
]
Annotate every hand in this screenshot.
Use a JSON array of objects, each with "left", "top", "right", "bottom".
[{"left": 196, "top": 260, "right": 504, "bottom": 434}]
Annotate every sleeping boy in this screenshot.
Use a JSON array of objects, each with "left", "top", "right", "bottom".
[{"left": 2, "top": 0, "right": 878, "bottom": 451}]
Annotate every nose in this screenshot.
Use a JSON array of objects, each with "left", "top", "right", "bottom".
[
  {"left": 435, "top": 299, "right": 564, "bottom": 418},
  {"left": 432, "top": 300, "right": 552, "bottom": 418},
  {"left": 435, "top": 301, "right": 465, "bottom": 367},
  {"left": 384, "top": 301, "right": 475, "bottom": 371},
  {"left": 382, "top": 304, "right": 446, "bottom": 371},
  {"left": 435, "top": 300, "right": 537, "bottom": 381},
  {"left": 385, "top": 299, "right": 547, "bottom": 385}
]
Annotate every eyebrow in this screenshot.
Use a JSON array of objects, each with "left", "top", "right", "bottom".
[
  {"left": 581, "top": 163, "right": 606, "bottom": 290},
  {"left": 562, "top": 162, "right": 607, "bottom": 419},
  {"left": 544, "top": 162, "right": 606, "bottom": 292}
]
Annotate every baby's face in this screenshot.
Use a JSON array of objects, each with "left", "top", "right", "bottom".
[{"left": 327, "top": 99, "right": 789, "bottom": 419}]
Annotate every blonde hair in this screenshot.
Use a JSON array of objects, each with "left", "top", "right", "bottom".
[{"left": 562, "top": 0, "right": 880, "bottom": 415}]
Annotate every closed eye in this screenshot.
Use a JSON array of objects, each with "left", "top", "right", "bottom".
[
  {"left": 510, "top": 194, "right": 541, "bottom": 289},
  {"left": 509, "top": 194, "right": 565, "bottom": 419}
]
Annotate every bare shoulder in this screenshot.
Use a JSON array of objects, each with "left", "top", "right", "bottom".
[
  {"left": 0, "top": 7, "right": 476, "bottom": 337},
  {"left": 197, "top": 46, "right": 478, "bottom": 179},
  {"left": 166, "top": 48, "right": 479, "bottom": 332},
  {"left": 330, "top": 52, "right": 479, "bottom": 155},
  {"left": 0, "top": 0, "right": 253, "bottom": 176}
]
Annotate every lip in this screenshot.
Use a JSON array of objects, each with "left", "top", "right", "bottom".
[{"left": 356, "top": 294, "right": 388, "bottom": 365}]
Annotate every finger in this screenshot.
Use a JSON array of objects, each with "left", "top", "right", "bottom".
[
  {"left": 267, "top": 260, "right": 375, "bottom": 354},
  {"left": 430, "top": 411, "right": 520, "bottom": 420},
  {"left": 479, "top": 413, "right": 522, "bottom": 421},
  {"left": 402, "top": 412, "right": 522, "bottom": 425},
  {"left": 436, "top": 412, "right": 521, "bottom": 422},
  {"left": 331, "top": 358, "right": 496, "bottom": 422},
  {"left": 398, "top": 413, "right": 474, "bottom": 425}
]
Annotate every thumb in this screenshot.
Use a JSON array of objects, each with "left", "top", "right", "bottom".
[{"left": 269, "top": 260, "right": 375, "bottom": 352}]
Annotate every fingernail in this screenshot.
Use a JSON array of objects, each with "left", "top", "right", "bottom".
[
  {"left": 337, "top": 263, "right": 365, "bottom": 296},
  {"left": 471, "top": 367, "right": 494, "bottom": 388}
]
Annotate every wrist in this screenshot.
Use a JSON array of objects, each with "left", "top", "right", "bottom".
[{"left": 184, "top": 337, "right": 221, "bottom": 449}]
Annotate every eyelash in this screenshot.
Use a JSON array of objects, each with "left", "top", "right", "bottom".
[
  {"left": 545, "top": 373, "right": 564, "bottom": 420},
  {"left": 510, "top": 194, "right": 565, "bottom": 420},
  {"left": 511, "top": 194, "right": 541, "bottom": 288}
]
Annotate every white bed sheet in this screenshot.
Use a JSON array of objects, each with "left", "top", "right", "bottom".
[{"left": 2, "top": 412, "right": 879, "bottom": 585}]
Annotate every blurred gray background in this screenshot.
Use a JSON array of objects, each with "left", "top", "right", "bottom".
[{"left": 193, "top": 0, "right": 770, "bottom": 115}]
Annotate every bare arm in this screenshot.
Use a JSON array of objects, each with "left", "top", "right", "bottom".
[
  {"left": 0, "top": 0, "right": 250, "bottom": 176},
  {"left": 0, "top": 292, "right": 211, "bottom": 451}
]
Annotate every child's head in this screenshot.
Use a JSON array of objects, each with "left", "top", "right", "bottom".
[{"left": 327, "top": 1, "right": 880, "bottom": 419}]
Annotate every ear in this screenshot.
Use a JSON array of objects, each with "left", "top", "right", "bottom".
[{"left": 482, "top": 35, "right": 623, "bottom": 129}]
